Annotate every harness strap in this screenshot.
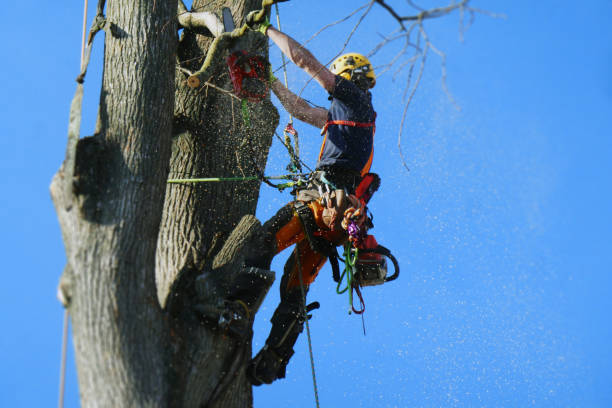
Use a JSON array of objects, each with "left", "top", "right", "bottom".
[
  {"left": 318, "top": 114, "right": 377, "bottom": 176},
  {"left": 293, "top": 201, "right": 341, "bottom": 281},
  {"left": 320, "top": 119, "right": 376, "bottom": 136}
]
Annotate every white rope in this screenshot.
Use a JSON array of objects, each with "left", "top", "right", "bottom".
[
  {"left": 81, "top": 0, "right": 89, "bottom": 70},
  {"left": 59, "top": 2, "right": 88, "bottom": 405},
  {"left": 277, "top": 5, "right": 318, "bottom": 404},
  {"left": 58, "top": 309, "right": 69, "bottom": 408},
  {"left": 274, "top": 4, "right": 291, "bottom": 121},
  {"left": 274, "top": 4, "right": 301, "bottom": 160}
]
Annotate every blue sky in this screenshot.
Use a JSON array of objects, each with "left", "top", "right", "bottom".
[{"left": 1, "top": 1, "right": 610, "bottom": 407}]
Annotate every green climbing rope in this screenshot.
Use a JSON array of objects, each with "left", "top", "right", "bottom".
[
  {"left": 167, "top": 174, "right": 307, "bottom": 192},
  {"left": 336, "top": 244, "right": 359, "bottom": 313}
]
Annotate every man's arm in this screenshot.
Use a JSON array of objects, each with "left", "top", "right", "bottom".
[
  {"left": 271, "top": 79, "right": 327, "bottom": 128},
  {"left": 265, "top": 26, "right": 337, "bottom": 93}
]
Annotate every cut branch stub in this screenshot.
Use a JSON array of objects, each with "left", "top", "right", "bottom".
[
  {"left": 187, "top": 29, "right": 247, "bottom": 88},
  {"left": 187, "top": 75, "right": 201, "bottom": 88},
  {"left": 185, "top": 0, "right": 276, "bottom": 89}
]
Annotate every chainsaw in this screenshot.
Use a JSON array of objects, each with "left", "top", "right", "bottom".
[{"left": 222, "top": 7, "right": 269, "bottom": 102}]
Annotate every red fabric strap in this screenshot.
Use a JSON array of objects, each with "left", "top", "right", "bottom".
[
  {"left": 319, "top": 113, "right": 377, "bottom": 176},
  {"left": 320, "top": 119, "right": 375, "bottom": 135}
]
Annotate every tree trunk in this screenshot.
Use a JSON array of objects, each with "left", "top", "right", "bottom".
[
  {"left": 156, "top": 0, "right": 277, "bottom": 406},
  {"left": 52, "top": 0, "right": 276, "bottom": 406}
]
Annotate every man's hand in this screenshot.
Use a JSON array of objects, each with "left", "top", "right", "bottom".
[
  {"left": 246, "top": 0, "right": 290, "bottom": 34},
  {"left": 246, "top": 11, "right": 272, "bottom": 35},
  {"left": 262, "top": 0, "right": 290, "bottom": 7}
]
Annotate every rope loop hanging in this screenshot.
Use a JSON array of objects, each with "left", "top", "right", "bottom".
[{"left": 337, "top": 244, "right": 366, "bottom": 315}]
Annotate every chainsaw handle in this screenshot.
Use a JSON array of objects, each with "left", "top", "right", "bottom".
[
  {"left": 382, "top": 248, "right": 400, "bottom": 282},
  {"left": 359, "top": 245, "right": 400, "bottom": 283}
]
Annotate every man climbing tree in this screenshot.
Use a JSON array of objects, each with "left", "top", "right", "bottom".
[
  {"left": 240, "top": 14, "right": 387, "bottom": 385},
  {"left": 52, "top": 0, "right": 486, "bottom": 405}
]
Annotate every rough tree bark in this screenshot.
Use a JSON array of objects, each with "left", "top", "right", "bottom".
[
  {"left": 52, "top": 0, "right": 278, "bottom": 406},
  {"left": 51, "top": 0, "right": 477, "bottom": 405}
]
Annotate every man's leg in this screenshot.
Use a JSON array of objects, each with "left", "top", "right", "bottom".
[
  {"left": 248, "top": 240, "right": 327, "bottom": 385},
  {"left": 244, "top": 203, "right": 302, "bottom": 270}
]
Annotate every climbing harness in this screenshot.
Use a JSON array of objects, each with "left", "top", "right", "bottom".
[{"left": 333, "top": 174, "right": 400, "bottom": 315}]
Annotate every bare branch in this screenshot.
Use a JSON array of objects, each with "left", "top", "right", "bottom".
[
  {"left": 272, "top": 1, "right": 373, "bottom": 76},
  {"left": 397, "top": 32, "right": 428, "bottom": 173},
  {"left": 177, "top": 9, "right": 224, "bottom": 37},
  {"left": 275, "top": 0, "right": 499, "bottom": 173},
  {"left": 376, "top": 0, "right": 470, "bottom": 24},
  {"left": 406, "top": 0, "right": 425, "bottom": 12},
  {"left": 297, "top": 1, "right": 376, "bottom": 97},
  {"left": 423, "top": 30, "right": 460, "bottom": 111},
  {"left": 303, "top": 2, "right": 373, "bottom": 47},
  {"left": 374, "top": 0, "right": 408, "bottom": 30}
]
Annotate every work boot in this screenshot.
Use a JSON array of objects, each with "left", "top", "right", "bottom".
[
  {"left": 247, "top": 344, "right": 293, "bottom": 385},
  {"left": 247, "top": 301, "right": 319, "bottom": 385}
]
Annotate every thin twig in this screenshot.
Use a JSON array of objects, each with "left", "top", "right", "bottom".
[
  {"left": 203, "top": 81, "right": 241, "bottom": 100},
  {"left": 303, "top": 2, "right": 372, "bottom": 47},
  {"left": 406, "top": 0, "right": 425, "bottom": 12},
  {"left": 397, "top": 38, "right": 428, "bottom": 172},
  {"left": 271, "top": 2, "right": 373, "bottom": 77},
  {"left": 421, "top": 28, "right": 460, "bottom": 111},
  {"left": 297, "top": 1, "right": 376, "bottom": 97},
  {"left": 374, "top": 0, "right": 407, "bottom": 30},
  {"left": 368, "top": 29, "right": 406, "bottom": 58}
]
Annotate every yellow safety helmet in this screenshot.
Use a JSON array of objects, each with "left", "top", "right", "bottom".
[{"left": 330, "top": 53, "right": 376, "bottom": 89}]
